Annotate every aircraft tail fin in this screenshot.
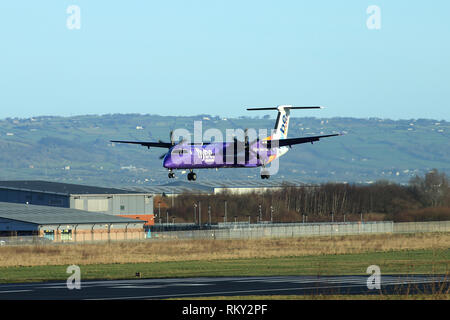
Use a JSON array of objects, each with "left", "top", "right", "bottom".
[
  {"left": 273, "top": 106, "right": 290, "bottom": 139},
  {"left": 247, "top": 105, "right": 323, "bottom": 140}
]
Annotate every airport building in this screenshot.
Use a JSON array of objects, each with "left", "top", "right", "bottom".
[
  {"left": 0, "top": 202, "right": 145, "bottom": 241},
  {"left": 124, "top": 179, "right": 311, "bottom": 196},
  {"left": 0, "top": 181, "right": 155, "bottom": 226}
]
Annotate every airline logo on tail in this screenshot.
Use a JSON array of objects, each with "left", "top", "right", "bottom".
[
  {"left": 275, "top": 105, "right": 291, "bottom": 140},
  {"left": 280, "top": 114, "right": 289, "bottom": 137}
]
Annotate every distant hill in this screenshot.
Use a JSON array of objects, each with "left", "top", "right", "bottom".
[{"left": 0, "top": 114, "right": 449, "bottom": 187}]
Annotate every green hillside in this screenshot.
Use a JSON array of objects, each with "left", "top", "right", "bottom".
[{"left": 0, "top": 114, "right": 448, "bottom": 187}]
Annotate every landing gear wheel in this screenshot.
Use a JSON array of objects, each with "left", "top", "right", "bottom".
[
  {"left": 187, "top": 172, "right": 197, "bottom": 181},
  {"left": 261, "top": 174, "right": 270, "bottom": 179},
  {"left": 168, "top": 172, "right": 175, "bottom": 178}
]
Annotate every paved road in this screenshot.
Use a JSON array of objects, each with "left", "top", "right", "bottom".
[{"left": 0, "top": 275, "right": 447, "bottom": 300}]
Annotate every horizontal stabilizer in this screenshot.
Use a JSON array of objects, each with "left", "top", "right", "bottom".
[
  {"left": 247, "top": 106, "right": 323, "bottom": 111},
  {"left": 110, "top": 140, "right": 173, "bottom": 148}
]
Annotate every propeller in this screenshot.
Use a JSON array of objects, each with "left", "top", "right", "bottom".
[{"left": 159, "top": 131, "right": 175, "bottom": 159}]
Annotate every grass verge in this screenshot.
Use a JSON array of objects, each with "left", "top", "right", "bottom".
[
  {"left": 0, "top": 248, "right": 448, "bottom": 284},
  {"left": 1, "top": 233, "right": 449, "bottom": 267}
]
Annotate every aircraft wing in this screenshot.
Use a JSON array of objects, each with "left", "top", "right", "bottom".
[
  {"left": 262, "top": 134, "right": 341, "bottom": 148},
  {"left": 110, "top": 140, "right": 173, "bottom": 148}
]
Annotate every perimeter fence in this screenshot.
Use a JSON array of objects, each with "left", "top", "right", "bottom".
[
  {"left": 1, "top": 221, "right": 449, "bottom": 244},
  {"left": 150, "top": 221, "right": 395, "bottom": 240},
  {"left": 150, "top": 220, "right": 450, "bottom": 240},
  {"left": 393, "top": 221, "right": 450, "bottom": 233}
]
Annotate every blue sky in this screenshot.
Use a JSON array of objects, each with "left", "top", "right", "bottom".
[{"left": 0, "top": 1, "right": 449, "bottom": 120}]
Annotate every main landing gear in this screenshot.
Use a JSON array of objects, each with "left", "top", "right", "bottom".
[
  {"left": 169, "top": 169, "right": 197, "bottom": 181},
  {"left": 260, "top": 164, "right": 270, "bottom": 179},
  {"left": 187, "top": 170, "right": 197, "bottom": 181}
]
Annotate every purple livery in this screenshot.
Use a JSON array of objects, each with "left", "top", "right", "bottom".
[{"left": 111, "top": 105, "right": 340, "bottom": 181}]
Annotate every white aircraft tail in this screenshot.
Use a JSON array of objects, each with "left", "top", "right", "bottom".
[
  {"left": 273, "top": 105, "right": 291, "bottom": 140},
  {"left": 247, "top": 105, "right": 323, "bottom": 140}
]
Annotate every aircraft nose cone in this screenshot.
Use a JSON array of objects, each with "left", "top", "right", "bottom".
[{"left": 163, "top": 155, "right": 172, "bottom": 168}]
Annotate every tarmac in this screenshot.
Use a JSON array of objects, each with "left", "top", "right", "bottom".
[{"left": 0, "top": 275, "right": 447, "bottom": 300}]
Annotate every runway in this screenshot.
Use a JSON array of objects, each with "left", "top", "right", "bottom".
[{"left": 0, "top": 275, "right": 447, "bottom": 300}]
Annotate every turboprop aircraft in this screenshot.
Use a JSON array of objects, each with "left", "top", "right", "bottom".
[{"left": 111, "top": 105, "right": 340, "bottom": 181}]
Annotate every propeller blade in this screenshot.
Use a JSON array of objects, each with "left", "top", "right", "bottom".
[{"left": 159, "top": 153, "right": 167, "bottom": 159}]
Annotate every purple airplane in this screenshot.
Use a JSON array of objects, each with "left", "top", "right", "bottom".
[{"left": 111, "top": 106, "right": 340, "bottom": 181}]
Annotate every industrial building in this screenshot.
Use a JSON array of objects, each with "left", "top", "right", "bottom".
[
  {"left": 0, "top": 202, "right": 145, "bottom": 241},
  {"left": 0, "top": 181, "right": 154, "bottom": 226},
  {"left": 124, "top": 179, "right": 311, "bottom": 195}
]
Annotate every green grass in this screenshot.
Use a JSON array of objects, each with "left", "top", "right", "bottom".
[{"left": 0, "top": 248, "right": 448, "bottom": 284}]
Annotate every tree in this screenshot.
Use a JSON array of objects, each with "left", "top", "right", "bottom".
[{"left": 410, "top": 169, "right": 449, "bottom": 207}]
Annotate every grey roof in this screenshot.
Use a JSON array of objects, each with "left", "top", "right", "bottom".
[
  {"left": 0, "top": 180, "right": 140, "bottom": 195},
  {"left": 0, "top": 202, "right": 145, "bottom": 225},
  {"left": 123, "top": 179, "right": 311, "bottom": 194},
  {"left": 124, "top": 181, "right": 214, "bottom": 195},
  {"left": 197, "top": 179, "right": 311, "bottom": 188}
]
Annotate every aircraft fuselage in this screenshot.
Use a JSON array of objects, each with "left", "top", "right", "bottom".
[{"left": 163, "top": 141, "right": 288, "bottom": 169}]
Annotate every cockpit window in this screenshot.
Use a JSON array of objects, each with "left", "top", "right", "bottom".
[{"left": 173, "top": 149, "right": 189, "bottom": 155}]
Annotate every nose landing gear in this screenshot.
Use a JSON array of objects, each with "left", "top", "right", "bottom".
[{"left": 168, "top": 170, "right": 175, "bottom": 178}]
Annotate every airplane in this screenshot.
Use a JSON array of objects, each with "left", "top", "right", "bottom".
[{"left": 111, "top": 105, "right": 341, "bottom": 181}]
